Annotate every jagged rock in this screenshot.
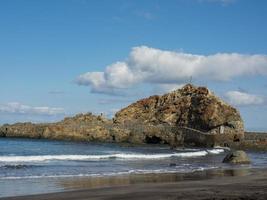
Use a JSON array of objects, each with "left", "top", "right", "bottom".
[
  {"left": 114, "top": 84, "right": 243, "bottom": 132},
  {"left": 114, "top": 84, "right": 244, "bottom": 147},
  {"left": 223, "top": 150, "right": 251, "bottom": 164},
  {"left": 0, "top": 113, "right": 134, "bottom": 143},
  {"left": 0, "top": 113, "right": 114, "bottom": 142}
]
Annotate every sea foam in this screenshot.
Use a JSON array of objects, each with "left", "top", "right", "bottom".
[
  {"left": 206, "top": 149, "right": 225, "bottom": 154},
  {"left": 0, "top": 147, "right": 226, "bottom": 163},
  {"left": 0, "top": 150, "right": 216, "bottom": 162}
]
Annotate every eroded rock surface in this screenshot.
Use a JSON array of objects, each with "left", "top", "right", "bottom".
[
  {"left": 114, "top": 84, "right": 244, "bottom": 146},
  {"left": 0, "top": 113, "right": 117, "bottom": 142}
]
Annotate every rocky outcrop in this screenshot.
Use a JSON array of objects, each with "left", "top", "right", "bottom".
[
  {"left": 114, "top": 84, "right": 244, "bottom": 147},
  {"left": 223, "top": 150, "right": 251, "bottom": 164},
  {"left": 0, "top": 113, "right": 117, "bottom": 142},
  {"left": 0, "top": 84, "right": 246, "bottom": 148}
]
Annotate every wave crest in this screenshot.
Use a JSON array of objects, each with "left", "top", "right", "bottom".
[{"left": 0, "top": 149, "right": 224, "bottom": 163}]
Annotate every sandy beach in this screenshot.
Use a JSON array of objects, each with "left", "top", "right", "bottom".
[{"left": 1, "top": 168, "right": 266, "bottom": 200}]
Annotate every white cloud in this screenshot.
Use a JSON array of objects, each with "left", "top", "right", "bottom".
[
  {"left": 75, "top": 67, "right": 135, "bottom": 95},
  {"left": 225, "top": 91, "right": 265, "bottom": 106},
  {"left": 0, "top": 102, "right": 65, "bottom": 116},
  {"left": 76, "top": 46, "right": 267, "bottom": 95}
]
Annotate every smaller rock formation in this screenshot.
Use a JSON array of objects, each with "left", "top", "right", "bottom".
[
  {"left": 0, "top": 113, "right": 131, "bottom": 143},
  {"left": 223, "top": 150, "right": 251, "bottom": 164}
]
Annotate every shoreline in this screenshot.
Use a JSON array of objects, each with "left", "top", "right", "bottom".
[
  {"left": 1, "top": 132, "right": 267, "bottom": 151},
  {"left": 1, "top": 168, "right": 267, "bottom": 200}
]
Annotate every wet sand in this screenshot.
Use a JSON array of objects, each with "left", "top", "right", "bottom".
[{"left": 1, "top": 168, "right": 267, "bottom": 200}]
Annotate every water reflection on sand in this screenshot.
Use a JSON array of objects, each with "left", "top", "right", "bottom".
[
  {"left": 58, "top": 168, "right": 251, "bottom": 191},
  {"left": 0, "top": 168, "right": 252, "bottom": 198}
]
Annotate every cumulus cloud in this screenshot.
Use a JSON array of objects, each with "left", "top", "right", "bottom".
[
  {"left": 76, "top": 46, "right": 267, "bottom": 95},
  {"left": 225, "top": 91, "right": 265, "bottom": 106},
  {"left": 0, "top": 102, "right": 65, "bottom": 116}
]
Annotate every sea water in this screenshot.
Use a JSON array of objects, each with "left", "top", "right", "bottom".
[{"left": 0, "top": 137, "right": 266, "bottom": 197}]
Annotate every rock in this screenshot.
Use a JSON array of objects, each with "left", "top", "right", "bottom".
[
  {"left": 0, "top": 113, "right": 115, "bottom": 142},
  {"left": 114, "top": 84, "right": 244, "bottom": 147},
  {"left": 0, "top": 84, "right": 245, "bottom": 148},
  {"left": 223, "top": 150, "right": 251, "bottom": 164}
]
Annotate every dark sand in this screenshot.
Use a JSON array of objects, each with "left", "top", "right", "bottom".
[{"left": 1, "top": 168, "right": 267, "bottom": 200}]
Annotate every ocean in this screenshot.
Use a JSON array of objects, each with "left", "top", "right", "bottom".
[{"left": 0, "top": 137, "right": 266, "bottom": 197}]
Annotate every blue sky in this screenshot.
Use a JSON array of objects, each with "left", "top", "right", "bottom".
[{"left": 0, "top": 0, "right": 267, "bottom": 131}]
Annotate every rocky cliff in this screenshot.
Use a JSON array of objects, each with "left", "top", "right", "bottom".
[
  {"left": 0, "top": 84, "right": 246, "bottom": 148},
  {"left": 114, "top": 84, "right": 244, "bottom": 146}
]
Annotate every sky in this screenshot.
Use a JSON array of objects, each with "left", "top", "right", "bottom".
[{"left": 0, "top": 0, "right": 267, "bottom": 131}]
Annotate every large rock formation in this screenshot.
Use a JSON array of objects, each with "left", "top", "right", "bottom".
[
  {"left": 0, "top": 84, "right": 245, "bottom": 148},
  {"left": 114, "top": 84, "right": 244, "bottom": 147}
]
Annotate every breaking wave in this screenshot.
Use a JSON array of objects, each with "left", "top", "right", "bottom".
[
  {"left": 0, "top": 149, "right": 224, "bottom": 163},
  {"left": 206, "top": 149, "right": 225, "bottom": 154}
]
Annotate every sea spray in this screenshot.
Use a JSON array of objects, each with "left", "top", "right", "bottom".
[{"left": 0, "top": 150, "right": 212, "bottom": 163}]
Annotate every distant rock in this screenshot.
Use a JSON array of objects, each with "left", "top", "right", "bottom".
[{"left": 223, "top": 150, "right": 251, "bottom": 164}]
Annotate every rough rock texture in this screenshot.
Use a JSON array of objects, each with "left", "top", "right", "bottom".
[
  {"left": 223, "top": 150, "right": 251, "bottom": 164},
  {"left": 0, "top": 113, "right": 127, "bottom": 143},
  {"left": 114, "top": 84, "right": 244, "bottom": 147},
  {"left": 0, "top": 84, "right": 246, "bottom": 148}
]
